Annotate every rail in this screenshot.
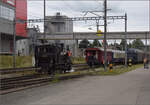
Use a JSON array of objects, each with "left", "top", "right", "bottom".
[
  {"left": 0, "top": 64, "right": 99, "bottom": 94},
  {"left": 0, "top": 64, "right": 88, "bottom": 74},
  {"left": 0, "top": 67, "right": 41, "bottom": 74}
]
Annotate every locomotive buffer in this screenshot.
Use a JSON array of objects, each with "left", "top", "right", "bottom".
[{"left": 128, "top": 58, "right": 132, "bottom": 67}]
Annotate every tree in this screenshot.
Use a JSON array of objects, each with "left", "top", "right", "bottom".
[
  {"left": 79, "top": 39, "right": 90, "bottom": 48},
  {"left": 92, "top": 39, "right": 102, "bottom": 47},
  {"left": 102, "top": 40, "right": 108, "bottom": 48},
  {"left": 132, "top": 39, "right": 144, "bottom": 50},
  {"left": 128, "top": 43, "right": 132, "bottom": 49},
  {"left": 114, "top": 43, "right": 122, "bottom": 50},
  {"left": 120, "top": 39, "right": 126, "bottom": 50}
]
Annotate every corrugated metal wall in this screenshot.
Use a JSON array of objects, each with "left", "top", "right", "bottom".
[{"left": 16, "top": 0, "right": 27, "bottom": 37}]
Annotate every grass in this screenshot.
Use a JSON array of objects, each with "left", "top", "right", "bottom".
[
  {"left": 0, "top": 56, "right": 33, "bottom": 69},
  {"left": 0, "top": 55, "right": 145, "bottom": 77},
  {"left": 53, "top": 64, "right": 144, "bottom": 80},
  {"left": 49, "top": 64, "right": 143, "bottom": 84},
  {"left": 96, "top": 64, "right": 144, "bottom": 76},
  {"left": 52, "top": 73, "right": 60, "bottom": 83},
  {"left": 0, "top": 56, "right": 86, "bottom": 69},
  {"left": 71, "top": 56, "right": 86, "bottom": 64}
]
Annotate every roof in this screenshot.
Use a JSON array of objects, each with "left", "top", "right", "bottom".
[
  {"left": 86, "top": 47, "right": 125, "bottom": 53},
  {"left": 128, "top": 48, "right": 144, "bottom": 53}
]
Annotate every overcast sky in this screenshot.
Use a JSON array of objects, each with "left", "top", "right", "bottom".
[{"left": 27, "top": 0, "right": 149, "bottom": 32}]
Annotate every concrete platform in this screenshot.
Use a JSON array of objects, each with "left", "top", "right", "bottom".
[{"left": 1, "top": 67, "right": 150, "bottom": 105}]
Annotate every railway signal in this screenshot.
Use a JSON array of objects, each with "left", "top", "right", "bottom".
[{"left": 97, "top": 30, "right": 102, "bottom": 37}]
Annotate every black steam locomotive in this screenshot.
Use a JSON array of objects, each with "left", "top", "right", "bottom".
[{"left": 34, "top": 43, "right": 72, "bottom": 75}]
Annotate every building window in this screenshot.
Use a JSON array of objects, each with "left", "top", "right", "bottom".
[{"left": 0, "top": 5, "right": 15, "bottom": 21}]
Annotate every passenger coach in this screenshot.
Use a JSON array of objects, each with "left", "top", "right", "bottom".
[
  {"left": 85, "top": 48, "right": 125, "bottom": 66},
  {"left": 85, "top": 47, "right": 150, "bottom": 67}
]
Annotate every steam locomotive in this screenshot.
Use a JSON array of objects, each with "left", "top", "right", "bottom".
[{"left": 34, "top": 43, "right": 72, "bottom": 75}]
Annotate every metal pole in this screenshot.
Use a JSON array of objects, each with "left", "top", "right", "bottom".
[
  {"left": 44, "top": 0, "right": 46, "bottom": 41},
  {"left": 104, "top": 0, "right": 107, "bottom": 71},
  {"left": 73, "top": 33, "right": 75, "bottom": 57},
  {"left": 0, "top": 33, "right": 1, "bottom": 51},
  {"left": 125, "top": 13, "right": 127, "bottom": 67},
  {"left": 13, "top": 1, "right": 16, "bottom": 68},
  {"left": 96, "top": 20, "right": 99, "bottom": 31},
  {"left": 145, "top": 33, "right": 148, "bottom": 58}
]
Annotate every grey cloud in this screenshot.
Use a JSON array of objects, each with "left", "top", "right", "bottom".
[{"left": 27, "top": 1, "right": 149, "bottom": 32}]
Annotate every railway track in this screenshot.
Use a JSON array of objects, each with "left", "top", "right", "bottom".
[
  {"left": 0, "top": 63, "right": 141, "bottom": 94},
  {"left": 72, "top": 63, "right": 88, "bottom": 67},
  {"left": 0, "top": 64, "right": 88, "bottom": 74},
  {"left": 0, "top": 67, "right": 41, "bottom": 74},
  {"left": 1, "top": 75, "right": 52, "bottom": 90},
  {"left": 0, "top": 63, "right": 93, "bottom": 94}
]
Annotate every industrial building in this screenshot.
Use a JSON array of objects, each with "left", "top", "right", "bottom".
[
  {"left": 16, "top": 26, "right": 40, "bottom": 56},
  {"left": 0, "top": 0, "right": 27, "bottom": 54},
  {"left": 0, "top": 1, "right": 76, "bottom": 56},
  {"left": 45, "top": 12, "right": 75, "bottom": 54},
  {"left": 17, "top": 12, "right": 75, "bottom": 56},
  {"left": 45, "top": 12, "right": 73, "bottom": 34}
]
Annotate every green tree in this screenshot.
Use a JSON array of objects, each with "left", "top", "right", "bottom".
[
  {"left": 102, "top": 40, "right": 108, "bottom": 47},
  {"left": 92, "top": 39, "right": 102, "bottom": 47},
  {"left": 120, "top": 39, "right": 126, "bottom": 50},
  {"left": 128, "top": 43, "right": 132, "bottom": 48},
  {"left": 79, "top": 39, "right": 90, "bottom": 48},
  {"left": 132, "top": 39, "right": 144, "bottom": 50},
  {"left": 114, "top": 43, "right": 122, "bottom": 50}
]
